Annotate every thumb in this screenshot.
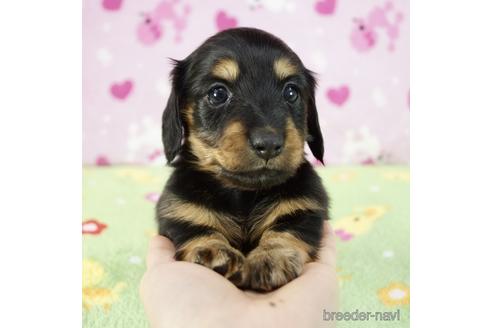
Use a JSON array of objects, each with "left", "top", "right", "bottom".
[
  {"left": 316, "top": 220, "right": 336, "bottom": 267},
  {"left": 146, "top": 235, "right": 176, "bottom": 269}
]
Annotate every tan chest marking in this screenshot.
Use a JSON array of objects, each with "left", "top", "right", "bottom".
[
  {"left": 249, "top": 197, "right": 323, "bottom": 240},
  {"left": 158, "top": 193, "right": 242, "bottom": 242}
]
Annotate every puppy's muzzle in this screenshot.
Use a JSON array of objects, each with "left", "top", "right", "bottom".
[{"left": 249, "top": 128, "right": 284, "bottom": 161}]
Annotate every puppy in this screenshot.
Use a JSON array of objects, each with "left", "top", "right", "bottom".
[{"left": 157, "top": 28, "right": 329, "bottom": 291}]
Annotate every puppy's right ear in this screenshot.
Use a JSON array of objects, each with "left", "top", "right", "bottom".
[{"left": 162, "top": 60, "right": 185, "bottom": 163}]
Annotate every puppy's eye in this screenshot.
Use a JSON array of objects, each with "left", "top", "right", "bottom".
[
  {"left": 207, "top": 86, "right": 229, "bottom": 105},
  {"left": 283, "top": 84, "right": 299, "bottom": 103}
]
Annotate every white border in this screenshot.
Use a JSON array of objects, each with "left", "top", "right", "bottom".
[
  {"left": 412, "top": 0, "right": 492, "bottom": 326},
  {"left": 1, "top": 0, "right": 492, "bottom": 326},
  {"left": 0, "top": 1, "right": 81, "bottom": 326}
]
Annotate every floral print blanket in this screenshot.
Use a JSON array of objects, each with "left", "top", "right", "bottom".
[{"left": 83, "top": 166, "right": 409, "bottom": 327}]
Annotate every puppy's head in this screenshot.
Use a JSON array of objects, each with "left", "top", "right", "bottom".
[{"left": 162, "top": 28, "right": 323, "bottom": 190}]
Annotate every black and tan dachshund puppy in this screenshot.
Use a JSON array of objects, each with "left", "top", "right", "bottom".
[{"left": 157, "top": 27, "right": 329, "bottom": 292}]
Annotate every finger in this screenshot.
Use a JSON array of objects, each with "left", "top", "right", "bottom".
[
  {"left": 146, "top": 235, "right": 176, "bottom": 269},
  {"left": 316, "top": 221, "right": 336, "bottom": 267}
]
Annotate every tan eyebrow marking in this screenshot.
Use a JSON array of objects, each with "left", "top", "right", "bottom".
[
  {"left": 274, "top": 57, "right": 298, "bottom": 80},
  {"left": 211, "top": 58, "right": 240, "bottom": 82}
]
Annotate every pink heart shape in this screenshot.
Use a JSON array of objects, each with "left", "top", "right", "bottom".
[
  {"left": 216, "top": 10, "right": 238, "bottom": 32},
  {"left": 102, "top": 0, "right": 122, "bottom": 11},
  {"left": 110, "top": 80, "right": 133, "bottom": 100},
  {"left": 326, "top": 85, "right": 350, "bottom": 106},
  {"left": 95, "top": 155, "right": 110, "bottom": 166},
  {"left": 315, "top": 0, "right": 336, "bottom": 15}
]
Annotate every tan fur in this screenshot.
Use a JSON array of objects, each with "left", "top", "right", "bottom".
[
  {"left": 250, "top": 197, "right": 323, "bottom": 240},
  {"left": 185, "top": 105, "right": 255, "bottom": 175},
  {"left": 188, "top": 121, "right": 258, "bottom": 175},
  {"left": 184, "top": 104, "right": 220, "bottom": 173},
  {"left": 273, "top": 57, "right": 298, "bottom": 80},
  {"left": 215, "top": 121, "right": 253, "bottom": 171},
  {"left": 176, "top": 234, "right": 227, "bottom": 261},
  {"left": 158, "top": 193, "right": 242, "bottom": 241},
  {"left": 178, "top": 234, "right": 247, "bottom": 283},
  {"left": 216, "top": 118, "right": 304, "bottom": 174},
  {"left": 260, "top": 230, "right": 312, "bottom": 261},
  {"left": 184, "top": 105, "right": 195, "bottom": 128},
  {"left": 212, "top": 58, "right": 240, "bottom": 82},
  {"left": 247, "top": 231, "right": 313, "bottom": 291},
  {"left": 280, "top": 117, "right": 305, "bottom": 171},
  {"left": 188, "top": 133, "right": 221, "bottom": 174},
  {"left": 187, "top": 114, "right": 305, "bottom": 189}
]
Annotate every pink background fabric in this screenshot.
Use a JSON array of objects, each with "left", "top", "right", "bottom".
[{"left": 83, "top": 0, "right": 409, "bottom": 166}]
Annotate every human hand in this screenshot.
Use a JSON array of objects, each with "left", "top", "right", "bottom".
[{"left": 140, "top": 222, "right": 338, "bottom": 328}]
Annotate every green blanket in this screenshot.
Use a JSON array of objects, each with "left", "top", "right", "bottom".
[{"left": 83, "top": 166, "right": 409, "bottom": 327}]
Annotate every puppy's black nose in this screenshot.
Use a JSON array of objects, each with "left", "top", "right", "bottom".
[{"left": 249, "top": 129, "right": 284, "bottom": 161}]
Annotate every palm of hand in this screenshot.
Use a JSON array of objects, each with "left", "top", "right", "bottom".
[{"left": 140, "top": 222, "right": 338, "bottom": 328}]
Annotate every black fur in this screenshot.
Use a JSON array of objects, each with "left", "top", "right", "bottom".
[
  {"left": 162, "top": 61, "right": 186, "bottom": 162},
  {"left": 161, "top": 28, "right": 324, "bottom": 164},
  {"left": 156, "top": 28, "right": 330, "bottom": 290}
]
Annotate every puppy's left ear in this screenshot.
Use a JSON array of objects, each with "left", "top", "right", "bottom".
[
  {"left": 162, "top": 60, "right": 185, "bottom": 163},
  {"left": 305, "top": 70, "right": 325, "bottom": 164}
]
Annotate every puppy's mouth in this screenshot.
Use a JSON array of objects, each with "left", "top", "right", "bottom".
[{"left": 218, "top": 166, "right": 292, "bottom": 190}]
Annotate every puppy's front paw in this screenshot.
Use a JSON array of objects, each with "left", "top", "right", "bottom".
[
  {"left": 246, "top": 247, "right": 304, "bottom": 292},
  {"left": 177, "top": 242, "right": 247, "bottom": 287}
]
